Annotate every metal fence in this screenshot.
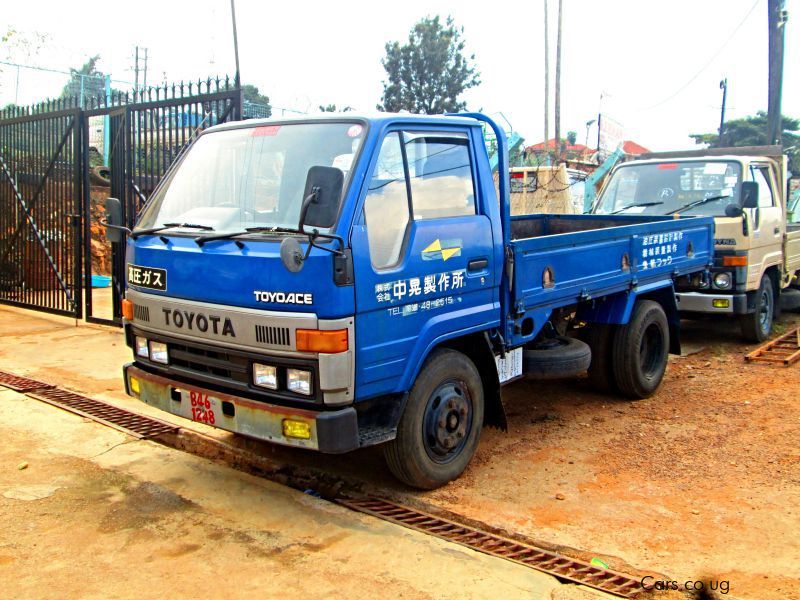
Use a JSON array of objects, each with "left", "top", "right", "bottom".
[
  {"left": 0, "top": 77, "right": 243, "bottom": 323},
  {"left": 0, "top": 108, "right": 84, "bottom": 317}
]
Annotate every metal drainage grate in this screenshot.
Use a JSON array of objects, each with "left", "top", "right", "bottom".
[
  {"left": 27, "top": 387, "right": 179, "bottom": 439},
  {"left": 339, "top": 497, "right": 643, "bottom": 598},
  {"left": 0, "top": 369, "right": 54, "bottom": 392}
]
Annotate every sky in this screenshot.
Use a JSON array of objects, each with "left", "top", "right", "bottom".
[{"left": 1, "top": 0, "right": 798, "bottom": 151}]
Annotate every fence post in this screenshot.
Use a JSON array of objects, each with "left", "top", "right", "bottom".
[{"left": 103, "top": 75, "right": 111, "bottom": 166}]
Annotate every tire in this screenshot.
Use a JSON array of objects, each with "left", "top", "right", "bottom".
[
  {"left": 612, "top": 300, "right": 669, "bottom": 399},
  {"left": 384, "top": 349, "right": 484, "bottom": 489},
  {"left": 582, "top": 324, "right": 618, "bottom": 393},
  {"left": 523, "top": 336, "right": 591, "bottom": 379},
  {"left": 90, "top": 165, "right": 111, "bottom": 186},
  {"left": 740, "top": 275, "right": 774, "bottom": 343}
]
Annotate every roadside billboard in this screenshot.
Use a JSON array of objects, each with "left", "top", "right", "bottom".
[{"left": 598, "top": 114, "right": 624, "bottom": 155}]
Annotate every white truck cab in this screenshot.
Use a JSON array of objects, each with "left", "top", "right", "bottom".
[{"left": 592, "top": 146, "right": 800, "bottom": 342}]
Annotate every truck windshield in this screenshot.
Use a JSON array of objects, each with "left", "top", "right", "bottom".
[
  {"left": 136, "top": 122, "right": 365, "bottom": 234},
  {"left": 594, "top": 160, "right": 742, "bottom": 217}
]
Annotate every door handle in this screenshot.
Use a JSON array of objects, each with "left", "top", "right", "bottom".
[
  {"left": 774, "top": 227, "right": 781, "bottom": 235},
  {"left": 468, "top": 258, "right": 488, "bottom": 272}
]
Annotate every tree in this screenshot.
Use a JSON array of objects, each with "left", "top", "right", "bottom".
[
  {"left": 378, "top": 15, "right": 480, "bottom": 114},
  {"left": 566, "top": 131, "right": 577, "bottom": 145},
  {"left": 319, "top": 104, "right": 352, "bottom": 113},
  {"left": 241, "top": 84, "right": 271, "bottom": 117},
  {"left": 60, "top": 56, "right": 108, "bottom": 104},
  {"left": 690, "top": 111, "right": 799, "bottom": 174}
]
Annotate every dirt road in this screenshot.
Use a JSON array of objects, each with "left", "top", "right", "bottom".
[{"left": 1, "top": 305, "right": 798, "bottom": 599}]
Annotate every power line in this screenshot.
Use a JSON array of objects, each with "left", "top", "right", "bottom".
[{"left": 635, "top": 0, "right": 761, "bottom": 112}]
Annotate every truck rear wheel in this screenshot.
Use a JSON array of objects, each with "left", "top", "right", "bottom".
[
  {"left": 384, "top": 349, "right": 484, "bottom": 489},
  {"left": 582, "top": 324, "right": 618, "bottom": 393},
  {"left": 740, "top": 275, "right": 774, "bottom": 343},
  {"left": 612, "top": 300, "right": 669, "bottom": 399}
]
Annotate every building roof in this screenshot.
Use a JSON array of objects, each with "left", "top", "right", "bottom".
[
  {"left": 525, "top": 138, "right": 592, "bottom": 154},
  {"left": 621, "top": 140, "right": 650, "bottom": 155},
  {"left": 526, "top": 138, "right": 651, "bottom": 156}
]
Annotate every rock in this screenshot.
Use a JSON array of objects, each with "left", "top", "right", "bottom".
[
  {"left": 555, "top": 493, "right": 566, "bottom": 501},
  {"left": 3, "top": 485, "right": 59, "bottom": 501},
  {"left": 17, "top": 462, "right": 28, "bottom": 470},
  {"left": 691, "top": 509, "right": 700, "bottom": 515}
]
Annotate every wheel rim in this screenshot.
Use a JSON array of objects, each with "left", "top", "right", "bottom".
[
  {"left": 758, "top": 288, "right": 773, "bottom": 334},
  {"left": 422, "top": 380, "right": 473, "bottom": 464},
  {"left": 639, "top": 323, "right": 664, "bottom": 380}
]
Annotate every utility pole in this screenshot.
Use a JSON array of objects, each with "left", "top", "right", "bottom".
[
  {"left": 142, "top": 48, "right": 148, "bottom": 92},
  {"left": 543, "top": 0, "right": 549, "bottom": 156},
  {"left": 554, "top": 0, "right": 563, "bottom": 162},
  {"left": 231, "top": 0, "right": 241, "bottom": 86},
  {"left": 767, "top": 0, "right": 787, "bottom": 145},
  {"left": 718, "top": 78, "right": 728, "bottom": 146},
  {"left": 134, "top": 46, "right": 140, "bottom": 97}
]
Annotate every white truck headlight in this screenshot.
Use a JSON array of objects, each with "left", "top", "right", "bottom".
[
  {"left": 253, "top": 364, "right": 278, "bottom": 389},
  {"left": 149, "top": 341, "right": 169, "bottom": 364},
  {"left": 713, "top": 272, "right": 732, "bottom": 290},
  {"left": 135, "top": 336, "right": 149, "bottom": 358},
  {"left": 287, "top": 369, "right": 312, "bottom": 395}
]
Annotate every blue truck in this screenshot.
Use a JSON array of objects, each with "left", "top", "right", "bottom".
[{"left": 103, "top": 113, "right": 714, "bottom": 489}]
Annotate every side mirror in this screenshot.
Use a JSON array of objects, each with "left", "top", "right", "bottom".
[
  {"left": 724, "top": 204, "right": 743, "bottom": 218},
  {"left": 102, "top": 197, "right": 126, "bottom": 243},
  {"left": 298, "top": 166, "right": 344, "bottom": 230},
  {"left": 741, "top": 181, "right": 759, "bottom": 209}
]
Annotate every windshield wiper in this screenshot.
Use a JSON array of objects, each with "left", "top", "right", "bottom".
[
  {"left": 609, "top": 201, "right": 664, "bottom": 215},
  {"left": 194, "top": 225, "right": 346, "bottom": 258},
  {"left": 193, "top": 226, "right": 301, "bottom": 246},
  {"left": 665, "top": 194, "right": 731, "bottom": 215},
  {"left": 131, "top": 222, "right": 214, "bottom": 239}
]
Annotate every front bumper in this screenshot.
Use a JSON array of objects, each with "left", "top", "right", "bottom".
[
  {"left": 676, "top": 291, "right": 750, "bottom": 315},
  {"left": 124, "top": 364, "right": 359, "bottom": 453}
]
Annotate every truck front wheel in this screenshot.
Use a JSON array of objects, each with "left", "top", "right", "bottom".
[
  {"left": 384, "top": 349, "right": 484, "bottom": 489},
  {"left": 740, "top": 275, "right": 774, "bottom": 343},
  {"left": 612, "top": 300, "right": 669, "bottom": 399}
]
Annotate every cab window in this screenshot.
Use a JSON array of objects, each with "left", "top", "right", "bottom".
[
  {"left": 363, "top": 132, "right": 410, "bottom": 269},
  {"left": 750, "top": 165, "right": 775, "bottom": 208},
  {"left": 404, "top": 132, "right": 476, "bottom": 220}
]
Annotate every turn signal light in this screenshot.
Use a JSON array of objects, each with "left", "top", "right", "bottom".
[
  {"left": 713, "top": 299, "right": 731, "bottom": 309},
  {"left": 122, "top": 299, "right": 134, "bottom": 321},
  {"left": 296, "top": 329, "right": 348, "bottom": 353},
  {"left": 722, "top": 256, "right": 747, "bottom": 267}
]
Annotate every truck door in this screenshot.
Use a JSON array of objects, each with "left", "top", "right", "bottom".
[
  {"left": 350, "top": 128, "right": 497, "bottom": 399},
  {"left": 746, "top": 163, "right": 783, "bottom": 287}
]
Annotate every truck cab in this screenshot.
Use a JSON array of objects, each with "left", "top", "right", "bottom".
[
  {"left": 592, "top": 146, "right": 800, "bottom": 342},
  {"left": 108, "top": 113, "right": 714, "bottom": 489}
]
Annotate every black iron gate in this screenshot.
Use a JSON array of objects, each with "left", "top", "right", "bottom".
[
  {"left": 84, "top": 81, "right": 243, "bottom": 325},
  {"left": 0, "top": 108, "right": 84, "bottom": 318},
  {"left": 0, "top": 79, "right": 242, "bottom": 324}
]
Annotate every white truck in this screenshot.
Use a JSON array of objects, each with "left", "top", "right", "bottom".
[{"left": 592, "top": 146, "right": 800, "bottom": 342}]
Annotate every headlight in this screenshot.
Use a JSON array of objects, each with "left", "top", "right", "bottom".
[
  {"left": 713, "top": 272, "right": 732, "bottom": 290},
  {"left": 286, "top": 368, "right": 312, "bottom": 395},
  {"left": 135, "top": 336, "right": 149, "bottom": 358},
  {"left": 253, "top": 364, "right": 278, "bottom": 389},
  {"left": 149, "top": 341, "right": 169, "bottom": 364}
]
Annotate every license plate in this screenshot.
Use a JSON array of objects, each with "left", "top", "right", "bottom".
[{"left": 183, "top": 389, "right": 218, "bottom": 425}]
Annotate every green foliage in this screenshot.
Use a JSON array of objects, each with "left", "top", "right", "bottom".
[
  {"left": 566, "top": 131, "right": 577, "bottom": 145},
  {"left": 319, "top": 104, "right": 353, "bottom": 113},
  {"left": 378, "top": 15, "right": 480, "bottom": 114},
  {"left": 690, "top": 111, "right": 800, "bottom": 173},
  {"left": 241, "top": 84, "right": 271, "bottom": 116},
  {"left": 60, "top": 55, "right": 107, "bottom": 102}
]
